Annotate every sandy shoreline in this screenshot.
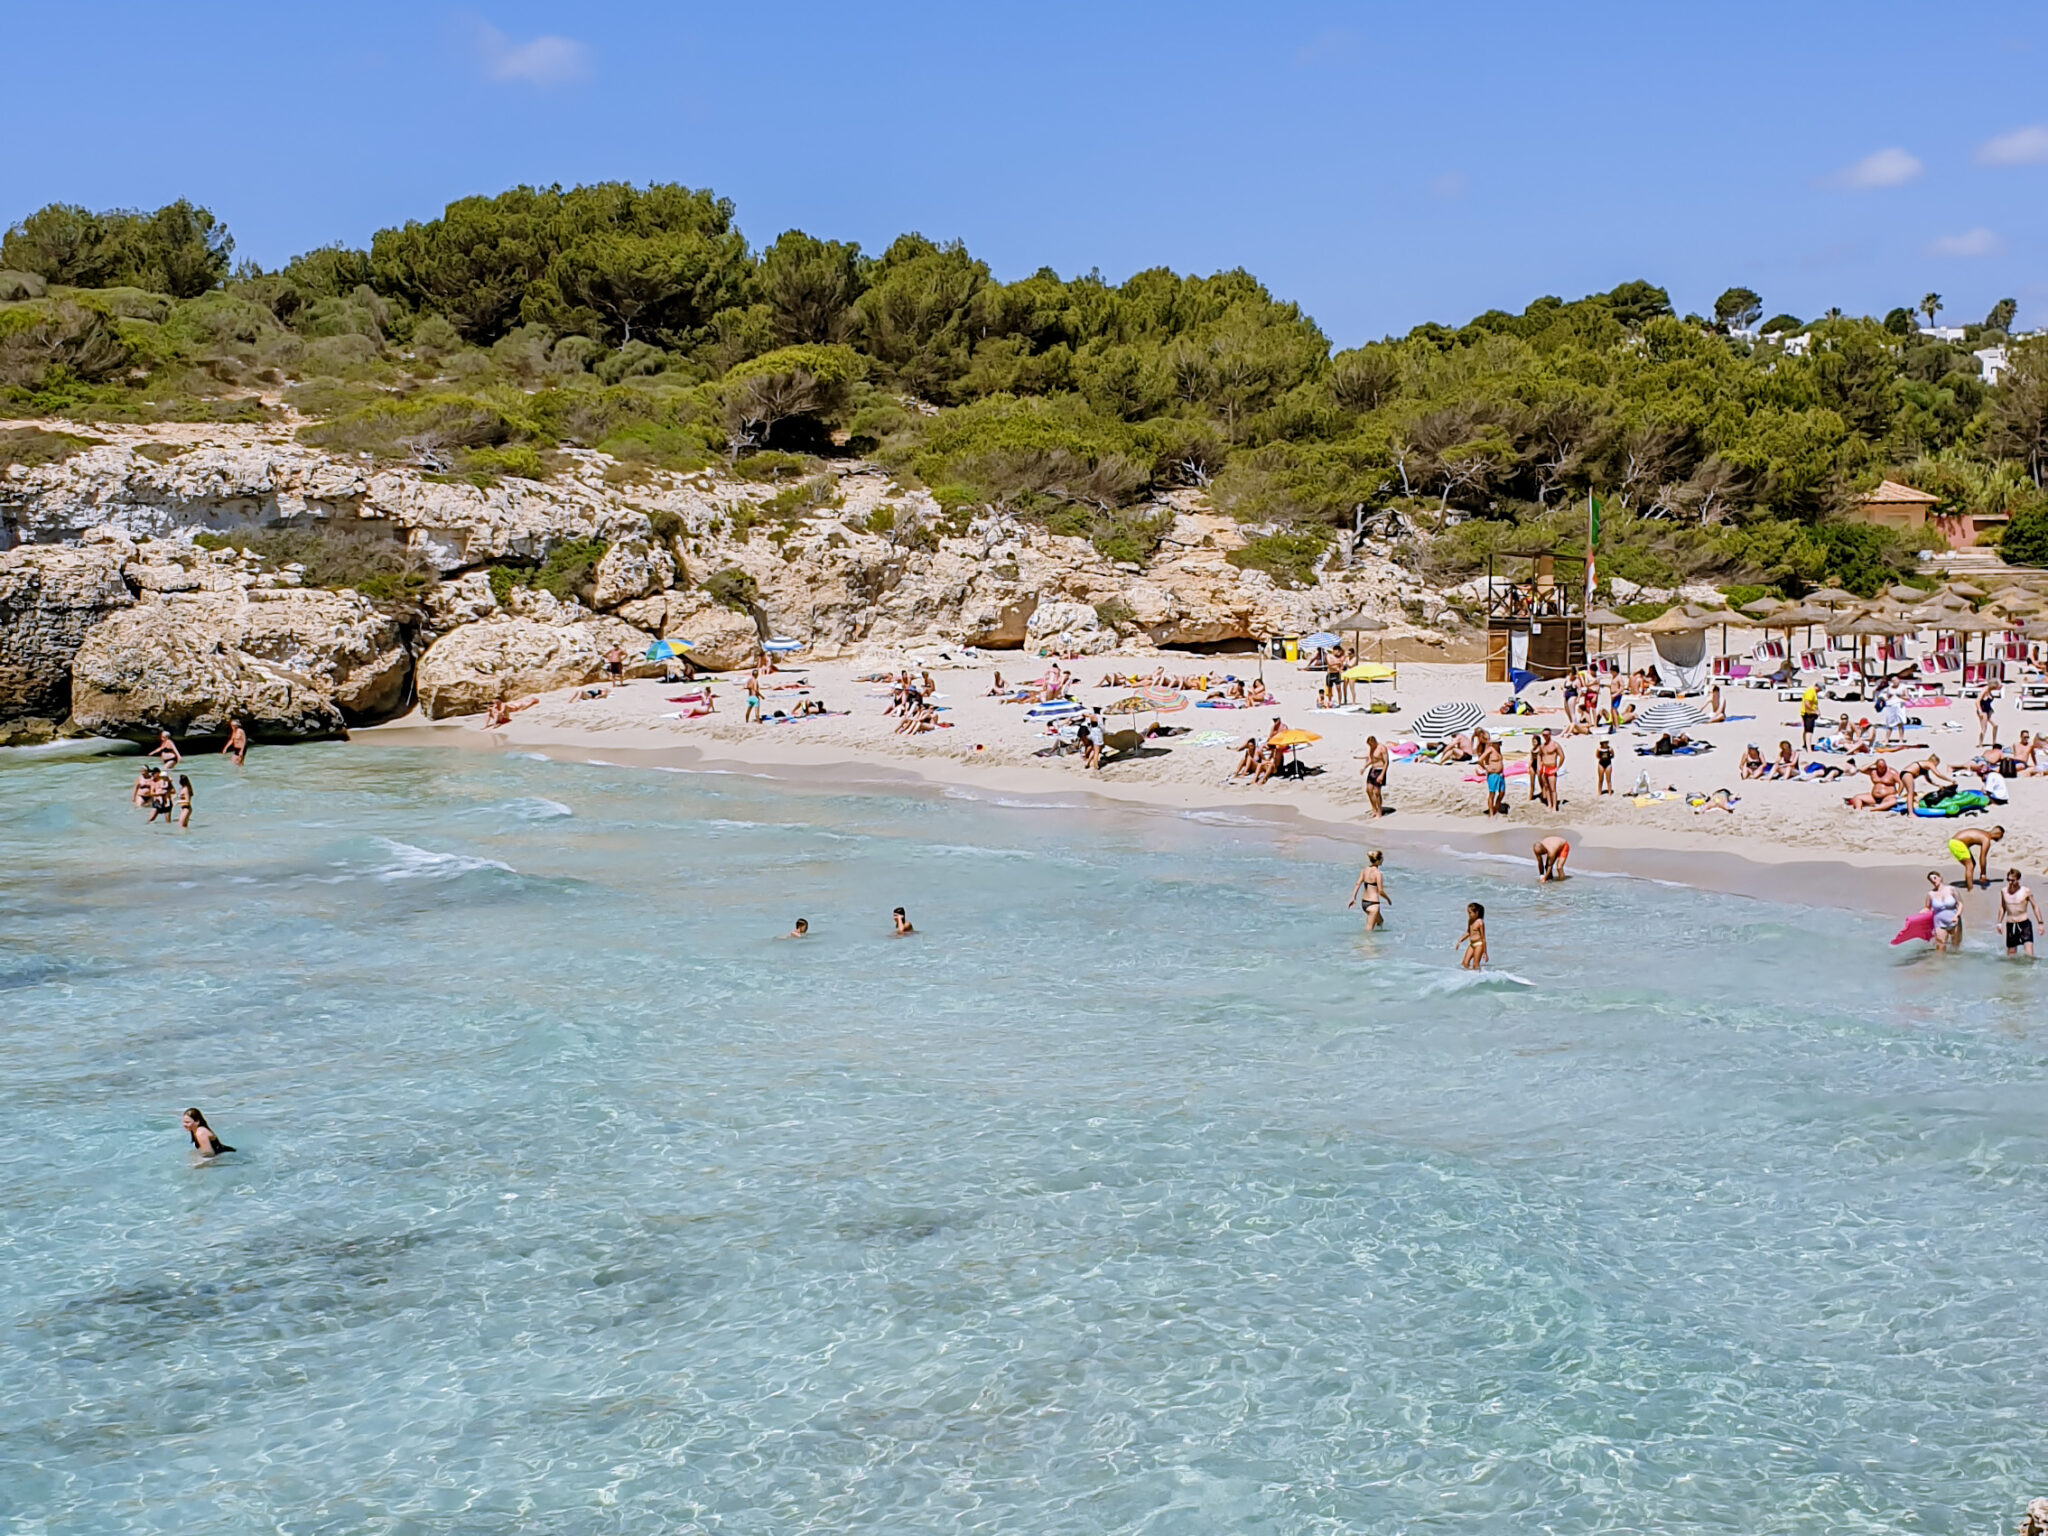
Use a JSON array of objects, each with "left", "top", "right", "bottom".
[{"left": 353, "top": 652, "right": 2048, "bottom": 920}]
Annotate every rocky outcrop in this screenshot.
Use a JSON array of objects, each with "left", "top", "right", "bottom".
[
  {"left": 70, "top": 587, "right": 410, "bottom": 738},
  {"left": 414, "top": 615, "right": 654, "bottom": 719},
  {"left": 70, "top": 586, "right": 411, "bottom": 739},
  {"left": 591, "top": 540, "right": 675, "bottom": 609},
  {"left": 0, "top": 540, "right": 135, "bottom": 721},
  {"left": 657, "top": 597, "right": 760, "bottom": 671},
  {"left": 4, "top": 424, "right": 1459, "bottom": 700}
]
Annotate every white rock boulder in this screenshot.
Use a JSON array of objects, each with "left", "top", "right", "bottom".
[{"left": 414, "top": 615, "right": 654, "bottom": 718}]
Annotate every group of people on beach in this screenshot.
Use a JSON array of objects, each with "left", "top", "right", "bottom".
[
  {"left": 1346, "top": 850, "right": 1494, "bottom": 968},
  {"left": 128, "top": 721, "right": 245, "bottom": 827}
]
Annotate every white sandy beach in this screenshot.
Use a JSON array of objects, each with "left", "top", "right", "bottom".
[{"left": 365, "top": 644, "right": 2048, "bottom": 916}]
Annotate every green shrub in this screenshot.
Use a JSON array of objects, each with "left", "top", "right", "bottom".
[
  {"left": 703, "top": 566, "right": 761, "bottom": 614},
  {"left": 2001, "top": 505, "right": 2048, "bottom": 567},
  {"left": 462, "top": 443, "right": 550, "bottom": 482},
  {"left": 1095, "top": 598, "right": 1136, "bottom": 628},
  {"left": 863, "top": 505, "right": 896, "bottom": 535},
  {"left": 485, "top": 538, "right": 608, "bottom": 603},
  {"left": 191, "top": 522, "right": 436, "bottom": 603},
  {"left": 1226, "top": 525, "right": 1331, "bottom": 588},
  {"left": 730, "top": 449, "right": 818, "bottom": 482},
  {"left": 0, "top": 425, "right": 104, "bottom": 468}
]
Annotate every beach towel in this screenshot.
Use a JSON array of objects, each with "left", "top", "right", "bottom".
[
  {"left": 1186, "top": 730, "right": 1237, "bottom": 747},
  {"left": 1891, "top": 911, "right": 1936, "bottom": 945}
]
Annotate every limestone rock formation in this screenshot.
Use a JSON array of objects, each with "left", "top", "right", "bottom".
[
  {"left": 414, "top": 615, "right": 654, "bottom": 719},
  {"left": 658, "top": 598, "right": 760, "bottom": 671},
  {"left": 592, "top": 540, "right": 675, "bottom": 609},
  {"left": 70, "top": 586, "right": 411, "bottom": 739},
  {"left": 420, "top": 572, "right": 501, "bottom": 637},
  {"left": 0, "top": 541, "right": 136, "bottom": 721}
]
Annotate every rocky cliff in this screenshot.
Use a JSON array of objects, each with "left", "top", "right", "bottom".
[{"left": 3, "top": 417, "right": 1461, "bottom": 735}]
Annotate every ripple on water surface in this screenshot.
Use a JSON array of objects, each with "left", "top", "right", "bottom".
[{"left": 1, "top": 744, "right": 2045, "bottom": 1535}]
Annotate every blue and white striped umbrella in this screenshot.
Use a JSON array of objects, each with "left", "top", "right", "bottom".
[{"left": 1410, "top": 701, "right": 1485, "bottom": 740}]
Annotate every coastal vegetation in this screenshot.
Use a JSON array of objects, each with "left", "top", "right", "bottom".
[{"left": 7, "top": 186, "right": 2047, "bottom": 596}]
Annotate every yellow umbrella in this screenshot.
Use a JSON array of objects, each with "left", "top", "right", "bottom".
[
  {"left": 1341, "top": 662, "right": 1396, "bottom": 682},
  {"left": 1269, "top": 728, "right": 1322, "bottom": 748}
]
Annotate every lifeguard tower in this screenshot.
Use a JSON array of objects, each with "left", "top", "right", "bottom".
[{"left": 1484, "top": 551, "right": 1586, "bottom": 683}]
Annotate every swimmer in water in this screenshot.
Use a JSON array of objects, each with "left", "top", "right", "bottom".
[
  {"left": 222, "top": 719, "right": 248, "bottom": 766},
  {"left": 1533, "top": 835, "right": 1570, "bottom": 882},
  {"left": 132, "top": 763, "right": 156, "bottom": 807},
  {"left": 892, "top": 906, "right": 915, "bottom": 936},
  {"left": 1348, "top": 850, "right": 1391, "bottom": 929},
  {"left": 1457, "top": 901, "right": 1488, "bottom": 969},
  {"left": 181, "top": 1108, "right": 235, "bottom": 1157},
  {"left": 153, "top": 728, "right": 182, "bottom": 768},
  {"left": 782, "top": 918, "right": 810, "bottom": 938},
  {"left": 175, "top": 775, "right": 193, "bottom": 829}
]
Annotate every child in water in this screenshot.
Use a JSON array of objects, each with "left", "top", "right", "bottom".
[{"left": 1457, "top": 902, "right": 1488, "bottom": 969}]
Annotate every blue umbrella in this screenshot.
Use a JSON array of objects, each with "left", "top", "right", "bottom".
[
  {"left": 762, "top": 637, "right": 804, "bottom": 653},
  {"left": 1301, "top": 631, "right": 1341, "bottom": 649},
  {"left": 645, "top": 639, "right": 693, "bottom": 660}
]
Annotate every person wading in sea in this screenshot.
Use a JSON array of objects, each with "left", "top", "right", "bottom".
[
  {"left": 1999, "top": 868, "right": 2040, "bottom": 958},
  {"left": 1348, "top": 851, "right": 1391, "bottom": 929}
]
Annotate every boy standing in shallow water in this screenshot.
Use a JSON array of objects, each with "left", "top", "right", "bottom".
[
  {"left": 1999, "top": 869, "right": 2040, "bottom": 958},
  {"left": 1457, "top": 902, "right": 1488, "bottom": 969}
]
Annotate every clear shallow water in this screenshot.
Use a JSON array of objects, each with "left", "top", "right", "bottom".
[{"left": 3, "top": 745, "right": 2046, "bottom": 1535}]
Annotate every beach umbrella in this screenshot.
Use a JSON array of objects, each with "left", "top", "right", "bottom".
[
  {"left": 1101, "top": 696, "right": 1152, "bottom": 717},
  {"left": 1134, "top": 685, "right": 1187, "bottom": 712},
  {"left": 762, "top": 637, "right": 804, "bottom": 653},
  {"left": 1300, "top": 631, "right": 1341, "bottom": 650},
  {"left": 1885, "top": 584, "right": 1924, "bottom": 602},
  {"left": 645, "top": 638, "right": 693, "bottom": 660},
  {"left": 1807, "top": 586, "right": 1859, "bottom": 606},
  {"left": 1634, "top": 699, "right": 1708, "bottom": 732},
  {"left": 1025, "top": 699, "right": 1084, "bottom": 719},
  {"left": 1330, "top": 612, "right": 1388, "bottom": 635},
  {"left": 1948, "top": 581, "right": 1986, "bottom": 597},
  {"left": 1411, "top": 700, "right": 1485, "bottom": 740},
  {"left": 1342, "top": 662, "right": 1397, "bottom": 682},
  {"left": 1583, "top": 606, "right": 1632, "bottom": 663},
  {"left": 1640, "top": 607, "right": 1716, "bottom": 633},
  {"left": 1739, "top": 597, "right": 1783, "bottom": 617},
  {"left": 1269, "top": 728, "right": 1322, "bottom": 748}
]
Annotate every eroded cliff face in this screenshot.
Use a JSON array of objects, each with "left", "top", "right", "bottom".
[{"left": 2, "top": 418, "right": 1457, "bottom": 731}]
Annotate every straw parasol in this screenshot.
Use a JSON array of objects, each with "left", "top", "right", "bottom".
[
  {"left": 1740, "top": 597, "right": 1783, "bottom": 617},
  {"left": 1807, "top": 586, "right": 1859, "bottom": 607},
  {"left": 1640, "top": 607, "right": 1717, "bottom": 634},
  {"left": 1884, "top": 584, "right": 1925, "bottom": 602},
  {"left": 1947, "top": 581, "right": 1987, "bottom": 599},
  {"left": 1940, "top": 608, "right": 2006, "bottom": 670}
]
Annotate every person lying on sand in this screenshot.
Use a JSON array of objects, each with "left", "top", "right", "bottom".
[
  {"left": 1691, "top": 788, "right": 1738, "bottom": 815},
  {"left": 484, "top": 696, "right": 539, "bottom": 728}
]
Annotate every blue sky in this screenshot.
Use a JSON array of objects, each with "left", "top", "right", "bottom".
[{"left": 6, "top": 1, "right": 2046, "bottom": 344}]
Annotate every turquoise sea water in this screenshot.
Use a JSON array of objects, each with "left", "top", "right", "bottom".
[{"left": 2, "top": 743, "right": 2045, "bottom": 1535}]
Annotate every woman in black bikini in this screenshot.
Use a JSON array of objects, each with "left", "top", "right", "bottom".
[{"left": 181, "top": 1108, "right": 235, "bottom": 1157}]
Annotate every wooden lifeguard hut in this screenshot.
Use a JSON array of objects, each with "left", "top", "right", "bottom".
[{"left": 1483, "top": 550, "right": 1586, "bottom": 683}]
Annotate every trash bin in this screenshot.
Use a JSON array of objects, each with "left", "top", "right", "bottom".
[{"left": 1284, "top": 641, "right": 1298, "bottom": 661}]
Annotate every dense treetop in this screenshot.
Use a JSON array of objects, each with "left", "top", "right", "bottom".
[{"left": 5, "top": 183, "right": 2047, "bottom": 593}]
